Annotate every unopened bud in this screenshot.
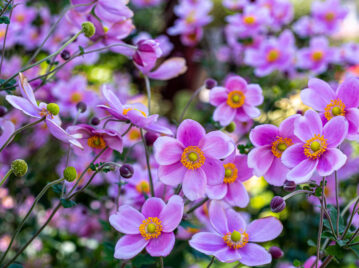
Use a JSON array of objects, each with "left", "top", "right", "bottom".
[
  {"left": 205, "top": 78, "right": 217, "bottom": 89},
  {"left": 81, "top": 22, "right": 95, "bottom": 38},
  {"left": 145, "top": 132, "right": 159, "bottom": 146},
  {"left": 269, "top": 246, "right": 283, "bottom": 259},
  {"left": 270, "top": 196, "right": 286, "bottom": 213},
  {"left": 11, "top": 159, "right": 28, "bottom": 177},
  {"left": 283, "top": 180, "right": 296, "bottom": 192},
  {"left": 76, "top": 102, "right": 87, "bottom": 113},
  {"left": 47, "top": 103, "right": 60, "bottom": 116},
  {"left": 63, "top": 166, "right": 77, "bottom": 182},
  {"left": 90, "top": 117, "right": 100, "bottom": 126},
  {"left": 61, "top": 50, "right": 71, "bottom": 61},
  {"left": 120, "top": 164, "right": 134, "bottom": 179},
  {"left": 0, "top": 106, "right": 7, "bottom": 117},
  {"left": 225, "top": 122, "right": 236, "bottom": 133}
]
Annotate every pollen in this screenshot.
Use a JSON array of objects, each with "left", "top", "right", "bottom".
[
  {"left": 87, "top": 135, "right": 106, "bottom": 149},
  {"left": 223, "top": 163, "right": 238, "bottom": 184},
  {"left": 223, "top": 229, "right": 249, "bottom": 249},
  {"left": 243, "top": 15, "right": 256, "bottom": 25},
  {"left": 123, "top": 108, "right": 147, "bottom": 117},
  {"left": 139, "top": 217, "right": 163, "bottom": 240},
  {"left": 324, "top": 99, "right": 346, "bottom": 120},
  {"left": 128, "top": 128, "right": 141, "bottom": 141},
  {"left": 266, "top": 49, "right": 280, "bottom": 62},
  {"left": 271, "top": 136, "right": 293, "bottom": 158},
  {"left": 181, "top": 146, "right": 205, "bottom": 170},
  {"left": 70, "top": 92, "right": 83, "bottom": 103},
  {"left": 325, "top": 12, "right": 335, "bottom": 22},
  {"left": 39, "top": 108, "right": 53, "bottom": 118},
  {"left": 136, "top": 180, "right": 150, "bottom": 194},
  {"left": 311, "top": 50, "right": 324, "bottom": 62},
  {"left": 227, "top": 90, "right": 245, "bottom": 109},
  {"left": 303, "top": 134, "right": 328, "bottom": 160}
]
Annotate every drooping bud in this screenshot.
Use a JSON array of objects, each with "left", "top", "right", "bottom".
[
  {"left": 120, "top": 164, "right": 134, "bottom": 179},
  {"left": 63, "top": 166, "right": 77, "bottom": 182},
  {"left": 145, "top": 132, "right": 159, "bottom": 146},
  {"left": 76, "top": 101, "right": 87, "bottom": 113},
  {"left": 270, "top": 196, "right": 286, "bottom": 213},
  {"left": 61, "top": 50, "right": 71, "bottom": 61},
  {"left": 90, "top": 117, "right": 100, "bottom": 126},
  {"left": 269, "top": 246, "right": 284, "bottom": 259},
  {"left": 81, "top": 22, "right": 96, "bottom": 38},
  {"left": 283, "top": 180, "right": 296, "bottom": 192},
  {"left": 205, "top": 78, "right": 217, "bottom": 89},
  {"left": 225, "top": 122, "right": 236, "bottom": 133},
  {"left": 47, "top": 103, "right": 60, "bottom": 116},
  {"left": 0, "top": 106, "right": 8, "bottom": 117},
  {"left": 11, "top": 159, "right": 28, "bottom": 177}
]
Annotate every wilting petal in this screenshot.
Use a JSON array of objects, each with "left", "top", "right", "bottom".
[
  {"left": 159, "top": 195, "right": 184, "bottom": 232},
  {"left": 182, "top": 168, "right": 206, "bottom": 201},
  {"left": 177, "top": 119, "right": 205, "bottom": 147},
  {"left": 141, "top": 197, "right": 165, "bottom": 218},
  {"left": 209, "top": 201, "right": 229, "bottom": 235},
  {"left": 215, "top": 247, "right": 241, "bottom": 263},
  {"left": 146, "top": 232, "right": 175, "bottom": 257},
  {"left": 109, "top": 205, "right": 144, "bottom": 234},
  {"left": 189, "top": 232, "right": 226, "bottom": 255},
  {"left": 337, "top": 77, "right": 359, "bottom": 108},
  {"left": 247, "top": 146, "right": 274, "bottom": 176},
  {"left": 226, "top": 181, "right": 249, "bottom": 208},
  {"left": 323, "top": 116, "right": 348, "bottom": 148},
  {"left": 158, "top": 162, "right": 186, "bottom": 186},
  {"left": 249, "top": 124, "right": 279, "bottom": 147},
  {"left": 226, "top": 208, "right": 247, "bottom": 232},
  {"left": 148, "top": 57, "right": 187, "bottom": 80},
  {"left": 317, "top": 148, "right": 347, "bottom": 176},
  {"left": 5, "top": 95, "right": 40, "bottom": 118},
  {"left": 207, "top": 184, "right": 227, "bottom": 200},
  {"left": 287, "top": 159, "right": 318, "bottom": 184},
  {"left": 294, "top": 110, "right": 322, "bottom": 142},
  {"left": 264, "top": 157, "right": 288, "bottom": 186},
  {"left": 213, "top": 103, "right": 236, "bottom": 126},
  {"left": 301, "top": 78, "right": 335, "bottom": 111},
  {"left": 210, "top": 86, "right": 228, "bottom": 106},
  {"left": 114, "top": 234, "right": 148, "bottom": 259},
  {"left": 247, "top": 217, "right": 283, "bottom": 242},
  {"left": 154, "top": 137, "right": 183, "bottom": 165},
  {"left": 237, "top": 243, "right": 271, "bottom": 266},
  {"left": 245, "top": 84, "right": 263, "bottom": 106}
]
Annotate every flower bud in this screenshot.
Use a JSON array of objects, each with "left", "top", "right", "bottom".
[
  {"left": 47, "top": 103, "right": 60, "bottom": 116},
  {"left": 81, "top": 22, "right": 96, "bottom": 38},
  {"left": 270, "top": 196, "right": 286, "bottom": 213},
  {"left": 90, "top": 117, "right": 100, "bottom": 126},
  {"left": 145, "top": 132, "right": 159, "bottom": 146},
  {"left": 205, "top": 78, "right": 217, "bottom": 89},
  {"left": 11, "top": 159, "right": 28, "bottom": 177},
  {"left": 63, "top": 166, "right": 77, "bottom": 182},
  {"left": 225, "top": 122, "right": 236, "bottom": 133},
  {"left": 0, "top": 106, "right": 8, "bottom": 117},
  {"left": 269, "top": 246, "right": 283, "bottom": 259},
  {"left": 283, "top": 180, "right": 296, "bottom": 192},
  {"left": 120, "top": 164, "right": 134, "bottom": 179},
  {"left": 61, "top": 50, "right": 71, "bottom": 61},
  {"left": 76, "top": 101, "right": 87, "bottom": 113}
]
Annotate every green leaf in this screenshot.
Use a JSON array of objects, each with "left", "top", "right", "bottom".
[
  {"left": 326, "top": 244, "right": 345, "bottom": 259},
  {"left": 180, "top": 219, "right": 200, "bottom": 229},
  {"left": 0, "top": 16, "right": 10, "bottom": 24},
  {"left": 324, "top": 205, "right": 345, "bottom": 233},
  {"left": 293, "top": 259, "right": 301, "bottom": 267},
  {"left": 321, "top": 231, "right": 335, "bottom": 239},
  {"left": 60, "top": 198, "right": 77, "bottom": 208},
  {"left": 307, "top": 239, "right": 316, "bottom": 247},
  {"left": 79, "top": 46, "right": 85, "bottom": 55},
  {"left": 314, "top": 186, "right": 322, "bottom": 197},
  {"left": 0, "top": 78, "right": 17, "bottom": 92},
  {"left": 131, "top": 254, "right": 156, "bottom": 266},
  {"left": 99, "top": 219, "right": 111, "bottom": 231},
  {"left": 52, "top": 184, "right": 64, "bottom": 195},
  {"left": 9, "top": 264, "right": 23, "bottom": 268}
]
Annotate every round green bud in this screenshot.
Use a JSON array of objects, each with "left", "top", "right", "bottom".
[
  {"left": 63, "top": 166, "right": 77, "bottom": 182},
  {"left": 81, "top": 22, "right": 96, "bottom": 38},
  {"left": 225, "top": 122, "right": 236, "bottom": 133},
  {"left": 47, "top": 103, "right": 60, "bottom": 116},
  {"left": 11, "top": 159, "right": 28, "bottom": 177}
]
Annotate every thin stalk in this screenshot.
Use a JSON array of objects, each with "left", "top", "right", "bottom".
[
  {"left": 342, "top": 197, "right": 359, "bottom": 239},
  {"left": 316, "top": 177, "right": 325, "bottom": 268},
  {"left": 144, "top": 75, "right": 151, "bottom": 114},
  {"left": 283, "top": 189, "right": 312, "bottom": 201},
  {"left": 347, "top": 241, "right": 359, "bottom": 247},
  {"left": 347, "top": 227, "right": 359, "bottom": 245},
  {"left": 187, "top": 197, "right": 209, "bottom": 214},
  {"left": 0, "top": 178, "right": 64, "bottom": 265},
  {"left": 322, "top": 199, "right": 337, "bottom": 241},
  {"left": 207, "top": 256, "right": 215, "bottom": 268},
  {"left": 140, "top": 129, "right": 155, "bottom": 197},
  {"left": 121, "top": 124, "right": 133, "bottom": 137},
  {"left": 320, "top": 256, "right": 333, "bottom": 268},
  {"left": 159, "top": 256, "right": 164, "bottom": 268},
  {"left": 334, "top": 171, "right": 340, "bottom": 238},
  {"left": 0, "top": 0, "right": 13, "bottom": 76},
  {"left": 0, "top": 117, "right": 45, "bottom": 152},
  {"left": 179, "top": 85, "right": 204, "bottom": 123},
  {"left": 0, "top": 169, "right": 12, "bottom": 187}
]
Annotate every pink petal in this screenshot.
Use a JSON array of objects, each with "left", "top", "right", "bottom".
[
  {"left": 114, "top": 234, "right": 148, "bottom": 259},
  {"left": 209, "top": 201, "right": 229, "bottom": 235},
  {"left": 322, "top": 116, "right": 348, "bottom": 148},
  {"left": 215, "top": 247, "right": 241, "bottom": 263},
  {"left": 46, "top": 118, "right": 83, "bottom": 149},
  {"left": 103, "top": 134, "right": 123, "bottom": 152},
  {"left": 146, "top": 232, "right": 175, "bottom": 257},
  {"left": 109, "top": 206, "right": 144, "bottom": 234},
  {"left": 264, "top": 157, "right": 288, "bottom": 186},
  {"left": 317, "top": 148, "right": 347, "bottom": 177},
  {"left": 246, "top": 217, "right": 283, "bottom": 242},
  {"left": 18, "top": 73, "right": 37, "bottom": 106},
  {"left": 101, "top": 85, "right": 123, "bottom": 110},
  {"left": 247, "top": 146, "right": 274, "bottom": 176},
  {"left": 249, "top": 124, "right": 279, "bottom": 147},
  {"left": 226, "top": 76, "right": 247, "bottom": 92},
  {"left": 346, "top": 108, "right": 359, "bottom": 140},
  {"left": 301, "top": 78, "right": 335, "bottom": 111},
  {"left": 278, "top": 114, "right": 300, "bottom": 141},
  {"left": 202, "top": 157, "right": 225, "bottom": 186},
  {"left": 237, "top": 243, "right": 272, "bottom": 266},
  {"left": 210, "top": 86, "right": 228, "bottom": 106},
  {"left": 5, "top": 95, "right": 40, "bottom": 118},
  {"left": 141, "top": 197, "right": 165, "bottom": 218},
  {"left": 182, "top": 168, "right": 206, "bottom": 201},
  {"left": 158, "top": 162, "right": 186, "bottom": 186},
  {"left": 154, "top": 137, "right": 183, "bottom": 165},
  {"left": 294, "top": 110, "right": 323, "bottom": 142},
  {"left": 225, "top": 181, "right": 249, "bottom": 208},
  {"left": 189, "top": 232, "right": 226, "bottom": 255},
  {"left": 243, "top": 104, "right": 261, "bottom": 118},
  {"left": 245, "top": 84, "right": 263, "bottom": 106},
  {"left": 159, "top": 195, "right": 184, "bottom": 232},
  {"left": 287, "top": 159, "right": 318, "bottom": 184},
  {"left": 233, "top": 155, "right": 253, "bottom": 182},
  {"left": 226, "top": 208, "right": 247, "bottom": 232},
  {"left": 281, "top": 143, "right": 306, "bottom": 168},
  {"left": 213, "top": 103, "right": 236, "bottom": 126},
  {"left": 177, "top": 119, "right": 205, "bottom": 147},
  {"left": 199, "top": 131, "right": 234, "bottom": 159},
  {"left": 148, "top": 57, "right": 187, "bottom": 80},
  {"left": 207, "top": 184, "right": 227, "bottom": 200},
  {"left": 337, "top": 77, "right": 359, "bottom": 108}
]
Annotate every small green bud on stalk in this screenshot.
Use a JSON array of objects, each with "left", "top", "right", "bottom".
[
  {"left": 11, "top": 159, "right": 28, "bottom": 177},
  {"left": 63, "top": 166, "right": 77, "bottom": 182},
  {"left": 81, "top": 22, "right": 96, "bottom": 38}
]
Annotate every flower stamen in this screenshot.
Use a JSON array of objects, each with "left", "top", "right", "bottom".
[
  {"left": 181, "top": 146, "right": 205, "bottom": 170},
  {"left": 303, "top": 134, "right": 328, "bottom": 159},
  {"left": 223, "top": 229, "right": 249, "bottom": 249},
  {"left": 227, "top": 90, "right": 245, "bottom": 109},
  {"left": 324, "top": 99, "right": 346, "bottom": 120},
  {"left": 271, "top": 136, "right": 293, "bottom": 158},
  {"left": 136, "top": 180, "right": 150, "bottom": 194},
  {"left": 223, "top": 163, "right": 238, "bottom": 184},
  {"left": 139, "top": 217, "right": 163, "bottom": 240},
  {"left": 123, "top": 108, "right": 147, "bottom": 117},
  {"left": 266, "top": 49, "right": 280, "bottom": 62},
  {"left": 87, "top": 135, "right": 106, "bottom": 149}
]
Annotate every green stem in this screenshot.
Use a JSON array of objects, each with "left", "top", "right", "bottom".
[
  {"left": 283, "top": 189, "right": 312, "bottom": 201},
  {"left": 0, "top": 0, "right": 13, "bottom": 76},
  {"left": 187, "top": 197, "right": 209, "bottom": 214},
  {"left": 319, "top": 256, "right": 333, "bottom": 268},
  {"left": 159, "top": 256, "right": 164, "bottom": 268},
  {"left": 140, "top": 129, "right": 155, "bottom": 197},
  {"left": 207, "top": 256, "right": 215, "bottom": 268},
  {"left": 334, "top": 171, "right": 340, "bottom": 238},
  {"left": 0, "top": 178, "right": 64, "bottom": 265},
  {"left": 0, "top": 117, "right": 45, "bottom": 153},
  {"left": 342, "top": 197, "right": 359, "bottom": 239},
  {"left": 316, "top": 177, "right": 325, "bottom": 268},
  {"left": 121, "top": 124, "right": 133, "bottom": 137},
  {"left": 179, "top": 85, "right": 204, "bottom": 123},
  {"left": 144, "top": 75, "right": 151, "bottom": 114},
  {"left": 347, "top": 241, "right": 359, "bottom": 247},
  {"left": 0, "top": 169, "right": 12, "bottom": 187}
]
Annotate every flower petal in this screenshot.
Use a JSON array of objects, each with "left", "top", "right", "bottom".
[
  {"left": 281, "top": 143, "right": 306, "bottom": 168},
  {"left": 189, "top": 232, "right": 226, "bottom": 255},
  {"left": 317, "top": 148, "right": 347, "bottom": 177},
  {"left": 159, "top": 195, "right": 184, "bottom": 232},
  {"left": 264, "top": 157, "right": 288, "bottom": 186},
  {"left": 158, "top": 162, "right": 186, "bottom": 186},
  {"left": 213, "top": 103, "right": 236, "bottom": 126},
  {"left": 18, "top": 73, "right": 37, "bottom": 106},
  {"left": 207, "top": 184, "right": 227, "bottom": 200},
  {"left": 146, "top": 232, "right": 175, "bottom": 257},
  {"left": 154, "top": 137, "right": 184, "bottom": 165},
  {"left": 278, "top": 114, "right": 300, "bottom": 141},
  {"left": 294, "top": 110, "right": 323, "bottom": 142},
  {"left": 249, "top": 124, "right": 279, "bottom": 147},
  {"left": 287, "top": 159, "right": 318, "bottom": 184},
  {"left": 5, "top": 95, "right": 40, "bottom": 118},
  {"left": 337, "top": 77, "right": 359, "bottom": 108},
  {"left": 247, "top": 146, "right": 274, "bottom": 176},
  {"left": 225, "top": 181, "right": 249, "bottom": 208},
  {"left": 200, "top": 131, "right": 234, "bottom": 159},
  {"left": 148, "top": 57, "right": 187, "bottom": 80},
  {"left": 245, "top": 84, "right": 263, "bottom": 106},
  {"left": 141, "top": 197, "right": 165, "bottom": 218},
  {"left": 346, "top": 108, "right": 359, "bottom": 140},
  {"left": 243, "top": 104, "right": 261, "bottom": 118},
  {"left": 226, "top": 76, "right": 247, "bottom": 92},
  {"left": 215, "top": 247, "right": 241, "bottom": 263},
  {"left": 246, "top": 217, "right": 283, "bottom": 242},
  {"left": 210, "top": 86, "right": 228, "bottom": 106},
  {"left": 323, "top": 116, "right": 348, "bottom": 148},
  {"left": 182, "top": 168, "right": 206, "bottom": 201},
  {"left": 237, "top": 243, "right": 272, "bottom": 266},
  {"left": 301, "top": 78, "right": 335, "bottom": 111},
  {"left": 226, "top": 208, "right": 247, "bottom": 232},
  {"left": 114, "top": 234, "right": 148, "bottom": 260},
  {"left": 202, "top": 157, "right": 225, "bottom": 186},
  {"left": 109, "top": 205, "right": 144, "bottom": 234},
  {"left": 209, "top": 201, "right": 229, "bottom": 235},
  {"left": 177, "top": 119, "right": 205, "bottom": 147}
]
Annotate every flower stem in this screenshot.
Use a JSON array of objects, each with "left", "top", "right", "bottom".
[
  {"left": 140, "top": 129, "right": 155, "bottom": 197},
  {"left": 283, "top": 189, "right": 312, "bottom": 201},
  {"left": 121, "top": 124, "right": 133, "bottom": 137},
  {"left": 334, "top": 171, "right": 340, "bottom": 238},
  {"left": 187, "top": 197, "right": 209, "bottom": 214},
  {"left": 207, "top": 256, "right": 215, "bottom": 268},
  {"left": 0, "top": 169, "right": 12, "bottom": 187},
  {"left": 0, "top": 0, "right": 13, "bottom": 76},
  {"left": 159, "top": 256, "right": 164, "bottom": 268},
  {"left": 144, "top": 75, "right": 151, "bottom": 114},
  {"left": 320, "top": 256, "right": 333, "bottom": 268},
  {"left": 179, "top": 85, "right": 204, "bottom": 123},
  {"left": 0, "top": 117, "right": 45, "bottom": 153},
  {"left": 316, "top": 177, "right": 325, "bottom": 268},
  {"left": 342, "top": 197, "right": 359, "bottom": 239}
]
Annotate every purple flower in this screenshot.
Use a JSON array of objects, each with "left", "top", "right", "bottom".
[
  {"left": 0, "top": 119, "right": 14, "bottom": 148},
  {"left": 109, "top": 195, "right": 184, "bottom": 259},
  {"left": 282, "top": 110, "right": 348, "bottom": 183},
  {"left": 97, "top": 86, "right": 173, "bottom": 136},
  {"left": 5, "top": 73, "right": 82, "bottom": 149},
  {"left": 154, "top": 119, "right": 235, "bottom": 200},
  {"left": 189, "top": 201, "right": 282, "bottom": 264},
  {"left": 258, "top": 0, "right": 294, "bottom": 30},
  {"left": 301, "top": 77, "right": 359, "bottom": 140},
  {"left": 293, "top": 16, "right": 322, "bottom": 37},
  {"left": 297, "top": 37, "right": 338, "bottom": 74},
  {"left": 248, "top": 114, "right": 300, "bottom": 186},
  {"left": 207, "top": 151, "right": 253, "bottom": 207},
  {"left": 222, "top": 0, "right": 248, "bottom": 10},
  {"left": 210, "top": 75, "right": 263, "bottom": 126},
  {"left": 132, "top": 0, "right": 164, "bottom": 8},
  {"left": 244, "top": 30, "right": 295, "bottom": 77},
  {"left": 94, "top": 0, "right": 133, "bottom": 23}
]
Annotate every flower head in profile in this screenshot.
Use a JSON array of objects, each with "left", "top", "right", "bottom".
[
  {"left": 209, "top": 75, "right": 263, "bottom": 126},
  {"left": 5, "top": 73, "right": 82, "bottom": 149},
  {"left": 282, "top": 110, "right": 348, "bottom": 184},
  {"left": 189, "top": 201, "right": 282, "bottom": 264},
  {"left": 109, "top": 195, "right": 183, "bottom": 259},
  {"left": 248, "top": 114, "right": 300, "bottom": 186},
  {"left": 301, "top": 77, "right": 359, "bottom": 140},
  {"left": 154, "top": 119, "right": 234, "bottom": 201}
]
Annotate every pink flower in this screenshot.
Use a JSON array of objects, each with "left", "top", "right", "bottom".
[
  {"left": 189, "top": 201, "right": 282, "bottom": 264},
  {"left": 248, "top": 115, "right": 300, "bottom": 186},
  {"left": 154, "top": 119, "right": 235, "bottom": 200},
  {"left": 109, "top": 195, "right": 184, "bottom": 259},
  {"left": 282, "top": 110, "right": 348, "bottom": 184},
  {"left": 210, "top": 75, "right": 263, "bottom": 126}
]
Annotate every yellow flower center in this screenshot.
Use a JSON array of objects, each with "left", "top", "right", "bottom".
[
  {"left": 324, "top": 99, "right": 346, "bottom": 120},
  {"left": 223, "top": 163, "right": 238, "bottom": 184},
  {"left": 128, "top": 129, "right": 141, "bottom": 141},
  {"left": 103, "top": 26, "right": 109, "bottom": 33},
  {"left": 180, "top": 146, "right": 205, "bottom": 170},
  {"left": 139, "top": 217, "right": 163, "bottom": 240},
  {"left": 70, "top": 92, "right": 83, "bottom": 103},
  {"left": 325, "top": 12, "right": 335, "bottom": 22},
  {"left": 303, "top": 134, "right": 328, "bottom": 159},
  {"left": 123, "top": 108, "right": 147, "bottom": 117},
  {"left": 227, "top": 90, "right": 245, "bottom": 109},
  {"left": 15, "top": 14, "right": 25, "bottom": 22},
  {"left": 136, "top": 180, "right": 150, "bottom": 194},
  {"left": 271, "top": 136, "right": 293, "bottom": 158},
  {"left": 312, "top": 51, "right": 324, "bottom": 62},
  {"left": 223, "top": 229, "right": 249, "bottom": 249},
  {"left": 266, "top": 49, "right": 280, "bottom": 62},
  {"left": 243, "top": 15, "right": 256, "bottom": 25},
  {"left": 87, "top": 135, "right": 106, "bottom": 149}
]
